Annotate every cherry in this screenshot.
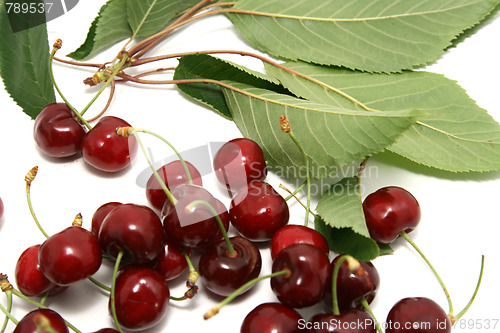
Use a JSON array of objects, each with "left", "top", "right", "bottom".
[
  {"left": 33, "top": 103, "right": 86, "bottom": 158},
  {"left": 98, "top": 203, "right": 165, "bottom": 265},
  {"left": 386, "top": 297, "right": 451, "bottom": 333},
  {"left": 323, "top": 256, "right": 380, "bottom": 314},
  {"left": 161, "top": 184, "right": 221, "bottom": 249},
  {"left": 81, "top": 116, "right": 137, "bottom": 172},
  {"left": 38, "top": 224, "right": 102, "bottom": 286},
  {"left": 308, "top": 308, "right": 376, "bottom": 333},
  {"left": 271, "top": 243, "right": 330, "bottom": 308},
  {"left": 13, "top": 308, "right": 68, "bottom": 333},
  {"left": 90, "top": 329, "right": 120, "bottom": 333},
  {"left": 230, "top": 181, "right": 289, "bottom": 242},
  {"left": 240, "top": 302, "right": 306, "bottom": 333},
  {"left": 199, "top": 236, "right": 262, "bottom": 297},
  {"left": 154, "top": 241, "right": 191, "bottom": 281},
  {"left": 15, "top": 244, "right": 56, "bottom": 297},
  {"left": 270, "top": 224, "right": 330, "bottom": 260},
  {"left": 213, "top": 138, "right": 267, "bottom": 192},
  {"left": 146, "top": 160, "right": 203, "bottom": 211},
  {"left": 91, "top": 201, "right": 122, "bottom": 238},
  {"left": 112, "top": 265, "right": 170, "bottom": 331},
  {"left": 0, "top": 196, "right": 4, "bottom": 220},
  {"left": 362, "top": 186, "right": 421, "bottom": 244}
]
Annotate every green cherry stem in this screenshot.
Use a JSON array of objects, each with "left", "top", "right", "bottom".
[
  {"left": 453, "top": 255, "right": 485, "bottom": 321},
  {"left": 360, "top": 297, "right": 383, "bottom": 333},
  {"left": 279, "top": 184, "right": 317, "bottom": 218},
  {"left": 0, "top": 299, "right": 18, "bottom": 330},
  {"left": 110, "top": 250, "right": 125, "bottom": 333},
  {"left": 331, "top": 254, "right": 357, "bottom": 316},
  {"left": 181, "top": 246, "right": 199, "bottom": 288},
  {"left": 24, "top": 166, "right": 50, "bottom": 239},
  {"left": 0, "top": 283, "right": 15, "bottom": 332},
  {"left": 280, "top": 116, "right": 311, "bottom": 227},
  {"left": 204, "top": 269, "right": 291, "bottom": 320},
  {"left": 400, "top": 231, "right": 453, "bottom": 316}
]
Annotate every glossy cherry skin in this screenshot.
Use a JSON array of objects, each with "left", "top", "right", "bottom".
[
  {"left": 362, "top": 186, "right": 421, "bottom": 244},
  {"left": 308, "top": 309, "right": 376, "bottom": 333},
  {"left": 271, "top": 243, "right": 330, "bottom": 308},
  {"left": 162, "top": 184, "right": 221, "bottom": 249},
  {"left": 146, "top": 160, "right": 203, "bottom": 211},
  {"left": 90, "top": 329, "right": 120, "bottom": 333},
  {"left": 270, "top": 224, "right": 330, "bottom": 260},
  {"left": 91, "top": 202, "right": 122, "bottom": 238},
  {"left": 213, "top": 138, "right": 267, "bottom": 192},
  {"left": 98, "top": 203, "right": 165, "bottom": 265},
  {"left": 33, "top": 103, "right": 86, "bottom": 158},
  {"left": 15, "top": 244, "right": 56, "bottom": 296},
  {"left": 323, "top": 257, "right": 380, "bottom": 313},
  {"left": 230, "top": 181, "right": 289, "bottom": 242},
  {"left": 199, "top": 236, "right": 262, "bottom": 297},
  {"left": 154, "top": 241, "right": 191, "bottom": 281},
  {"left": 240, "top": 302, "right": 306, "bottom": 333},
  {"left": 0, "top": 197, "right": 4, "bottom": 220},
  {"left": 112, "top": 265, "right": 170, "bottom": 331},
  {"left": 81, "top": 116, "right": 137, "bottom": 172},
  {"left": 386, "top": 297, "right": 451, "bottom": 333},
  {"left": 38, "top": 226, "right": 102, "bottom": 285},
  {"left": 13, "top": 308, "right": 69, "bottom": 333}
]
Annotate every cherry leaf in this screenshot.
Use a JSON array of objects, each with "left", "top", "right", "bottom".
[{"left": 0, "top": 1, "right": 55, "bottom": 119}]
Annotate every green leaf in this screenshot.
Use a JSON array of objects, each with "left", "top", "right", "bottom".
[
  {"left": 0, "top": 1, "right": 55, "bottom": 119},
  {"left": 227, "top": 0, "right": 499, "bottom": 72},
  {"left": 314, "top": 178, "right": 380, "bottom": 261},
  {"left": 68, "top": 0, "right": 132, "bottom": 60},
  {"left": 221, "top": 82, "right": 425, "bottom": 178},
  {"left": 174, "top": 54, "right": 289, "bottom": 119},
  {"left": 265, "top": 61, "right": 500, "bottom": 172},
  {"left": 127, "top": 0, "right": 201, "bottom": 37}
]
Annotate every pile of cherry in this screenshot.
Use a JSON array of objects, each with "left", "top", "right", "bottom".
[{"left": 1, "top": 102, "right": 481, "bottom": 333}]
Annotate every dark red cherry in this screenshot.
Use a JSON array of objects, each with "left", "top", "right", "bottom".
[
  {"left": 386, "top": 297, "right": 451, "bottom": 333},
  {"left": 323, "top": 257, "right": 380, "bottom": 313},
  {"left": 90, "top": 329, "right": 120, "bottom": 333},
  {"left": 15, "top": 244, "right": 55, "bottom": 297},
  {"left": 38, "top": 225, "right": 102, "bottom": 285},
  {"left": 13, "top": 308, "right": 69, "bottom": 333},
  {"left": 146, "top": 160, "right": 203, "bottom": 211},
  {"left": 154, "top": 241, "right": 191, "bottom": 281},
  {"left": 81, "top": 116, "right": 137, "bottom": 172},
  {"left": 271, "top": 243, "right": 330, "bottom": 308},
  {"left": 91, "top": 202, "right": 122, "bottom": 238},
  {"left": 309, "top": 309, "right": 376, "bottom": 333},
  {"left": 33, "top": 103, "right": 86, "bottom": 158},
  {"left": 0, "top": 197, "right": 4, "bottom": 220},
  {"left": 161, "top": 184, "right": 220, "bottom": 249},
  {"left": 213, "top": 138, "right": 267, "bottom": 192},
  {"left": 270, "top": 224, "right": 329, "bottom": 260},
  {"left": 112, "top": 265, "right": 170, "bottom": 331},
  {"left": 199, "top": 236, "right": 262, "bottom": 297},
  {"left": 230, "top": 181, "right": 289, "bottom": 242},
  {"left": 98, "top": 203, "right": 165, "bottom": 265},
  {"left": 362, "top": 186, "right": 421, "bottom": 244},
  {"left": 241, "top": 302, "right": 306, "bottom": 333}
]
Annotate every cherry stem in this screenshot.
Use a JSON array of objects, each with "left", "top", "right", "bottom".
[
  {"left": 110, "top": 250, "right": 125, "bottom": 333},
  {"left": 203, "top": 269, "right": 291, "bottom": 320},
  {"left": 33, "top": 314, "right": 59, "bottom": 333},
  {"left": 24, "top": 167, "right": 50, "bottom": 239},
  {"left": 0, "top": 290, "right": 16, "bottom": 331},
  {"left": 279, "top": 184, "right": 317, "bottom": 218},
  {"left": 88, "top": 277, "right": 111, "bottom": 292},
  {"left": 400, "top": 231, "right": 453, "bottom": 316},
  {"left": 181, "top": 246, "right": 199, "bottom": 288},
  {"left": 331, "top": 254, "right": 359, "bottom": 316},
  {"left": 453, "top": 255, "right": 485, "bottom": 321},
  {"left": 185, "top": 199, "right": 235, "bottom": 257},
  {"left": 360, "top": 297, "right": 383, "bottom": 333},
  {"left": 284, "top": 180, "right": 306, "bottom": 202}
]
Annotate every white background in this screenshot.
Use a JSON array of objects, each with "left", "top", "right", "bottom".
[{"left": 0, "top": 1, "right": 499, "bottom": 332}]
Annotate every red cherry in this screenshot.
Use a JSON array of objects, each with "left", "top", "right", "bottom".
[
  {"left": 81, "top": 116, "right": 137, "bottom": 172},
  {"left": 323, "top": 257, "right": 380, "bottom": 313},
  {"left": 91, "top": 202, "right": 122, "bottom": 238},
  {"left": 38, "top": 225, "right": 102, "bottom": 285},
  {"left": 146, "top": 160, "right": 203, "bottom": 211},
  {"left": 0, "top": 197, "right": 4, "bottom": 220},
  {"left": 112, "top": 265, "right": 170, "bottom": 331},
  {"left": 213, "top": 138, "right": 267, "bottom": 192},
  {"left": 230, "top": 181, "right": 289, "bottom": 242},
  {"left": 240, "top": 302, "right": 306, "bottom": 333},
  {"left": 98, "top": 203, "right": 165, "bottom": 265},
  {"left": 362, "top": 186, "right": 421, "bottom": 244},
  {"left": 271, "top": 243, "right": 330, "bottom": 308},
  {"left": 386, "top": 297, "right": 451, "bottom": 333},
  {"left": 33, "top": 103, "right": 86, "bottom": 158},
  {"left": 309, "top": 309, "right": 376, "bottom": 333},
  {"left": 15, "top": 244, "right": 55, "bottom": 297},
  {"left": 199, "top": 236, "right": 262, "bottom": 297},
  {"left": 270, "top": 224, "right": 330, "bottom": 260},
  {"left": 154, "top": 241, "right": 191, "bottom": 281},
  {"left": 90, "top": 330, "right": 120, "bottom": 333},
  {"left": 13, "top": 308, "right": 69, "bottom": 333}
]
